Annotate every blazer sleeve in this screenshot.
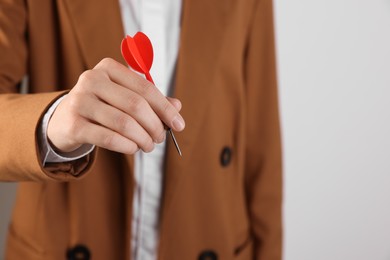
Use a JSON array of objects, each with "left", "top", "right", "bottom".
[
  {"left": 244, "top": 0, "right": 283, "bottom": 259},
  {"left": 0, "top": 0, "right": 96, "bottom": 182}
]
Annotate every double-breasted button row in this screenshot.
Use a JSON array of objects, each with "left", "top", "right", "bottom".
[
  {"left": 66, "top": 246, "right": 217, "bottom": 260},
  {"left": 220, "top": 146, "right": 232, "bottom": 167},
  {"left": 66, "top": 245, "right": 90, "bottom": 260}
]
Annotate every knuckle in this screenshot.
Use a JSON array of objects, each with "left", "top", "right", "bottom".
[
  {"left": 68, "top": 93, "right": 83, "bottom": 114},
  {"left": 142, "top": 136, "right": 155, "bottom": 153},
  {"left": 97, "top": 57, "right": 118, "bottom": 71},
  {"left": 77, "top": 70, "right": 107, "bottom": 93},
  {"left": 151, "top": 121, "right": 165, "bottom": 140},
  {"left": 102, "top": 133, "right": 115, "bottom": 148},
  {"left": 78, "top": 70, "right": 97, "bottom": 86},
  {"left": 162, "top": 100, "right": 173, "bottom": 115},
  {"left": 114, "top": 114, "right": 130, "bottom": 133},
  {"left": 138, "top": 79, "right": 154, "bottom": 96},
  {"left": 100, "top": 57, "right": 114, "bottom": 67},
  {"left": 128, "top": 95, "right": 146, "bottom": 113},
  {"left": 127, "top": 143, "right": 139, "bottom": 154}
]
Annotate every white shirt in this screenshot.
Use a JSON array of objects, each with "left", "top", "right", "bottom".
[{"left": 39, "top": 1, "right": 182, "bottom": 259}]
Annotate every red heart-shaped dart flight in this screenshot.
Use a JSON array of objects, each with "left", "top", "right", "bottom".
[
  {"left": 121, "top": 32, "right": 154, "bottom": 83},
  {"left": 120, "top": 32, "right": 182, "bottom": 156}
]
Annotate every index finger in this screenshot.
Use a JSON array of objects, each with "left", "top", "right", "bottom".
[{"left": 94, "top": 58, "right": 185, "bottom": 132}]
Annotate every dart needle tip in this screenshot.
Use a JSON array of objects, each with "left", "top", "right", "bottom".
[{"left": 175, "top": 142, "right": 182, "bottom": 157}]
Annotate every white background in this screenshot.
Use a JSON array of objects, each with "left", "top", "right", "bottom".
[
  {"left": 276, "top": 0, "right": 390, "bottom": 259},
  {"left": 1, "top": 0, "right": 390, "bottom": 259}
]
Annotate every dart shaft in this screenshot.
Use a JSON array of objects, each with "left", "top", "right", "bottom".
[{"left": 168, "top": 129, "right": 182, "bottom": 156}]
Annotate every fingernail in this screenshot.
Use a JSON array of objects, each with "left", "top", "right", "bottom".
[{"left": 172, "top": 116, "right": 185, "bottom": 131}]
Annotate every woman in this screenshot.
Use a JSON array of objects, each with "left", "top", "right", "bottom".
[{"left": 0, "top": 0, "right": 282, "bottom": 259}]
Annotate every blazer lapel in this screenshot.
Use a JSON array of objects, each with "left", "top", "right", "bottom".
[{"left": 63, "top": 0, "right": 125, "bottom": 68}]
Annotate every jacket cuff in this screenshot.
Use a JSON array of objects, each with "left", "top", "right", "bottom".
[{"left": 0, "top": 91, "right": 96, "bottom": 182}]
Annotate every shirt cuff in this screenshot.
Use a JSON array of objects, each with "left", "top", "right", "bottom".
[{"left": 38, "top": 94, "right": 95, "bottom": 166}]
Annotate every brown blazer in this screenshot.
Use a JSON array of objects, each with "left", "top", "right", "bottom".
[{"left": 0, "top": 0, "right": 282, "bottom": 259}]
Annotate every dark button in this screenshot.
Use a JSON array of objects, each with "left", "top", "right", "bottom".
[
  {"left": 220, "top": 146, "right": 232, "bottom": 167},
  {"left": 199, "top": 250, "right": 218, "bottom": 260},
  {"left": 66, "top": 245, "right": 90, "bottom": 260}
]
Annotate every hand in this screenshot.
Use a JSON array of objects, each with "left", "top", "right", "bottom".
[{"left": 47, "top": 58, "right": 185, "bottom": 154}]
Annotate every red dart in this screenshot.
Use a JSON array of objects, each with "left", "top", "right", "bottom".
[
  {"left": 121, "top": 32, "right": 153, "bottom": 81},
  {"left": 121, "top": 32, "right": 182, "bottom": 156}
]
